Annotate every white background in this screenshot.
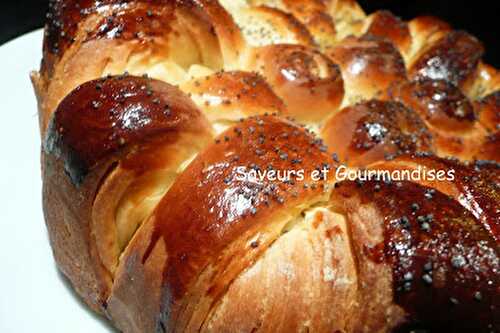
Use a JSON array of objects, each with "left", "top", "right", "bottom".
[{"left": 0, "top": 30, "right": 113, "bottom": 333}]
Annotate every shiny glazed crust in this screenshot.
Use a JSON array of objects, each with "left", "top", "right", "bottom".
[{"left": 32, "top": 0, "right": 500, "bottom": 332}]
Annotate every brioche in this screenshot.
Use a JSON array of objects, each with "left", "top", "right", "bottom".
[{"left": 32, "top": 0, "right": 499, "bottom": 332}]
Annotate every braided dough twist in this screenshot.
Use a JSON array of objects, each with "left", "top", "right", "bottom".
[{"left": 32, "top": 1, "right": 499, "bottom": 332}]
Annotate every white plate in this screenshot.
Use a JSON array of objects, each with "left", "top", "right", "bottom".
[{"left": 0, "top": 30, "right": 114, "bottom": 333}]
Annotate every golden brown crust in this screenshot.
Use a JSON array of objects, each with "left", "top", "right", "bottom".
[
  {"left": 321, "top": 100, "right": 433, "bottom": 167},
  {"left": 35, "top": 0, "right": 243, "bottom": 133},
  {"left": 108, "top": 115, "right": 333, "bottom": 332},
  {"left": 192, "top": 0, "right": 247, "bottom": 66},
  {"left": 389, "top": 79, "right": 477, "bottom": 132},
  {"left": 203, "top": 208, "right": 359, "bottom": 333},
  {"left": 368, "top": 154, "right": 500, "bottom": 242},
  {"left": 247, "top": 0, "right": 337, "bottom": 49},
  {"left": 246, "top": 44, "right": 344, "bottom": 122},
  {"left": 477, "top": 132, "right": 500, "bottom": 162},
  {"left": 409, "top": 31, "right": 484, "bottom": 93},
  {"left": 248, "top": 5, "right": 316, "bottom": 46},
  {"left": 42, "top": 158, "right": 115, "bottom": 312},
  {"left": 43, "top": 0, "right": 242, "bottom": 72},
  {"left": 475, "top": 91, "right": 500, "bottom": 133},
  {"left": 388, "top": 79, "right": 490, "bottom": 161},
  {"left": 365, "top": 10, "right": 411, "bottom": 55},
  {"left": 331, "top": 180, "right": 499, "bottom": 333},
  {"left": 180, "top": 70, "right": 285, "bottom": 128},
  {"left": 281, "top": 0, "right": 336, "bottom": 49},
  {"left": 407, "top": 15, "right": 451, "bottom": 62},
  {"left": 45, "top": 75, "right": 211, "bottom": 182},
  {"left": 43, "top": 75, "right": 212, "bottom": 311},
  {"left": 34, "top": 1, "right": 500, "bottom": 332},
  {"left": 472, "top": 63, "right": 500, "bottom": 98},
  {"left": 327, "top": 35, "right": 407, "bottom": 105},
  {"left": 226, "top": 4, "right": 315, "bottom": 48},
  {"left": 473, "top": 91, "right": 500, "bottom": 161}
]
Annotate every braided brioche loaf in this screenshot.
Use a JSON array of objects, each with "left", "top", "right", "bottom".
[{"left": 32, "top": 0, "right": 499, "bottom": 332}]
